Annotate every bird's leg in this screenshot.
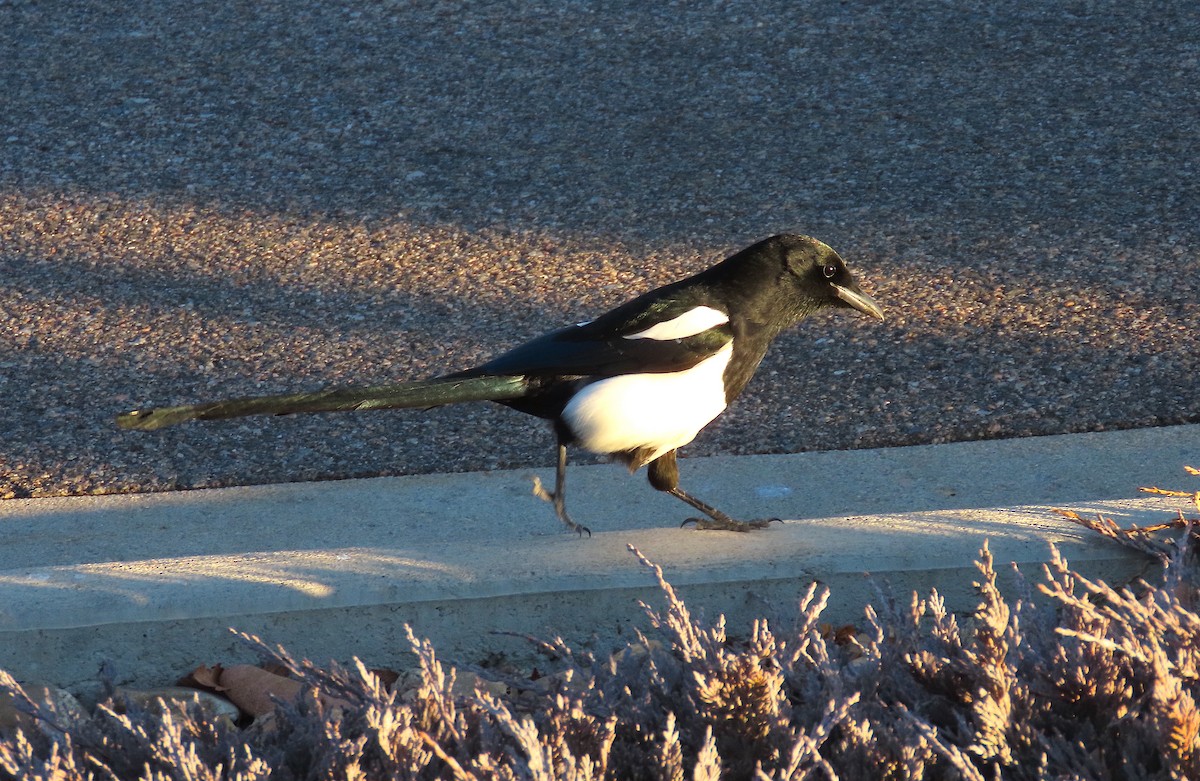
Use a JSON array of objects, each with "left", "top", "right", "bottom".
[
  {"left": 531, "top": 440, "right": 591, "bottom": 536},
  {"left": 647, "top": 451, "right": 780, "bottom": 532}
]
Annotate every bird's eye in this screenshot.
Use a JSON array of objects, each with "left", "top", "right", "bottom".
[{"left": 822, "top": 263, "right": 839, "bottom": 279}]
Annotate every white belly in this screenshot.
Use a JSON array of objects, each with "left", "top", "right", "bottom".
[{"left": 562, "top": 343, "right": 732, "bottom": 464}]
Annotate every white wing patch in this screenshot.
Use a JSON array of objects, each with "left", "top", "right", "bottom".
[
  {"left": 562, "top": 342, "right": 733, "bottom": 465},
  {"left": 623, "top": 305, "right": 729, "bottom": 341}
]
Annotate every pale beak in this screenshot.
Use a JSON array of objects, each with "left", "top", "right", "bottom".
[{"left": 834, "top": 283, "right": 885, "bottom": 320}]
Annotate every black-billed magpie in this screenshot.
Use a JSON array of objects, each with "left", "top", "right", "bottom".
[{"left": 118, "top": 234, "right": 883, "bottom": 533}]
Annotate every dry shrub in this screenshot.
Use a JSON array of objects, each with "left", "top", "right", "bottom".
[{"left": 3, "top": 481, "right": 1198, "bottom": 780}]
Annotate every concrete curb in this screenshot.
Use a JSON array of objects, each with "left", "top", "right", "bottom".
[{"left": 1, "top": 425, "right": 1196, "bottom": 695}]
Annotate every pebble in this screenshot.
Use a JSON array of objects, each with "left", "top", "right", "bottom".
[
  {"left": 112, "top": 686, "right": 241, "bottom": 727},
  {"left": 0, "top": 683, "right": 87, "bottom": 738}
]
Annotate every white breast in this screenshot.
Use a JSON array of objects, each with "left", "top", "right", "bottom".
[{"left": 562, "top": 342, "right": 733, "bottom": 465}]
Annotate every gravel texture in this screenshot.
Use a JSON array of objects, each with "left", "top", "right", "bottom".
[{"left": 0, "top": 0, "right": 1197, "bottom": 500}]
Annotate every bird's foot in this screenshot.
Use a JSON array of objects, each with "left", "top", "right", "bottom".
[
  {"left": 530, "top": 476, "right": 591, "bottom": 537},
  {"left": 681, "top": 516, "right": 782, "bottom": 532}
]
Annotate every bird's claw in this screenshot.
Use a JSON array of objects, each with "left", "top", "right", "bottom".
[
  {"left": 530, "top": 476, "right": 591, "bottom": 537},
  {"left": 530, "top": 475, "right": 553, "bottom": 504},
  {"left": 681, "top": 517, "right": 782, "bottom": 532}
]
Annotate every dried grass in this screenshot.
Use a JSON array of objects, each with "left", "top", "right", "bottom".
[{"left": 3, "top": 475, "right": 1197, "bottom": 780}]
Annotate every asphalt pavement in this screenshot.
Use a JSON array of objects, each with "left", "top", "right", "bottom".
[{"left": 0, "top": 1, "right": 1196, "bottom": 499}]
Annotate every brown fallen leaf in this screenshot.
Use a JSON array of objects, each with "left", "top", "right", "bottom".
[
  {"left": 370, "top": 668, "right": 401, "bottom": 691},
  {"left": 218, "top": 665, "right": 351, "bottom": 718},
  {"left": 178, "top": 664, "right": 226, "bottom": 693},
  {"left": 218, "top": 665, "right": 302, "bottom": 717}
]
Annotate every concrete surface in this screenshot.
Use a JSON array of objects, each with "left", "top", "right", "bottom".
[{"left": 1, "top": 425, "right": 1196, "bottom": 695}]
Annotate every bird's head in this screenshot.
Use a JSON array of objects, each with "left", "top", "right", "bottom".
[{"left": 769, "top": 234, "right": 885, "bottom": 321}]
